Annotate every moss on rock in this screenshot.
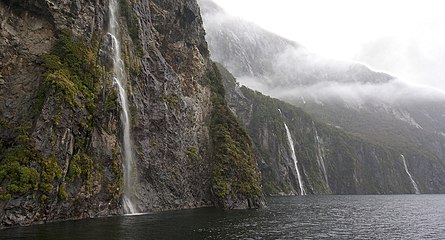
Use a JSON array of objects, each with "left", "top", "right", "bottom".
[
  {"left": 208, "top": 63, "right": 263, "bottom": 207},
  {"left": 42, "top": 29, "right": 100, "bottom": 110},
  {"left": 0, "top": 134, "right": 62, "bottom": 201}
]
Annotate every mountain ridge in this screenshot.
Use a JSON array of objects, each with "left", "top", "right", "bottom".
[
  {"left": 199, "top": 0, "right": 445, "bottom": 175},
  {"left": 217, "top": 63, "right": 445, "bottom": 196},
  {"left": 198, "top": 0, "right": 394, "bottom": 88}
]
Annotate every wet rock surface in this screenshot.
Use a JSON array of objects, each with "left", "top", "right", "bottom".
[
  {"left": 219, "top": 64, "right": 445, "bottom": 196},
  {"left": 0, "top": 0, "right": 265, "bottom": 228}
]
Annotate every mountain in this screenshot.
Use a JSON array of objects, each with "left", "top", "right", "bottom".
[
  {"left": 198, "top": 0, "right": 393, "bottom": 89},
  {"left": 0, "top": 0, "right": 264, "bottom": 227},
  {"left": 199, "top": 0, "right": 445, "bottom": 190},
  {"left": 2, "top": 0, "right": 444, "bottom": 229},
  {"left": 218, "top": 63, "right": 445, "bottom": 196}
]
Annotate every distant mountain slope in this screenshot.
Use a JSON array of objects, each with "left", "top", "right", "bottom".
[
  {"left": 218, "top": 64, "right": 445, "bottom": 195},
  {"left": 199, "top": 0, "right": 445, "bottom": 174},
  {"left": 199, "top": 0, "right": 393, "bottom": 88}
]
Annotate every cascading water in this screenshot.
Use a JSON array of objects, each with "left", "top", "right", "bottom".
[
  {"left": 313, "top": 123, "right": 328, "bottom": 186},
  {"left": 108, "top": 0, "right": 137, "bottom": 214},
  {"left": 400, "top": 154, "right": 420, "bottom": 194},
  {"left": 283, "top": 122, "right": 306, "bottom": 195}
]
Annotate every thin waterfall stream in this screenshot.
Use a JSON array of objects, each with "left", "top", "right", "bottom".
[
  {"left": 283, "top": 122, "right": 306, "bottom": 195},
  {"left": 313, "top": 123, "right": 328, "bottom": 186},
  {"left": 108, "top": 0, "right": 138, "bottom": 214},
  {"left": 401, "top": 154, "right": 420, "bottom": 194}
]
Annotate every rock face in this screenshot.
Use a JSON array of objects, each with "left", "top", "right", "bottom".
[
  {"left": 0, "top": 0, "right": 120, "bottom": 227},
  {"left": 200, "top": 0, "right": 445, "bottom": 195},
  {"left": 0, "top": 0, "right": 264, "bottom": 227},
  {"left": 218, "top": 64, "right": 445, "bottom": 195}
]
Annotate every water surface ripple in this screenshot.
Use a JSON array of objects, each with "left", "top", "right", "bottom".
[{"left": 2, "top": 195, "right": 444, "bottom": 239}]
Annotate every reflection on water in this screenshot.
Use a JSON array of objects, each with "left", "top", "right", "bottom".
[{"left": 2, "top": 195, "right": 445, "bottom": 239}]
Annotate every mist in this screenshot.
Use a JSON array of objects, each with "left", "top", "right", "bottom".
[
  {"left": 236, "top": 44, "right": 445, "bottom": 106},
  {"left": 241, "top": 77, "right": 445, "bottom": 107},
  {"left": 209, "top": 0, "right": 445, "bottom": 92},
  {"left": 199, "top": 0, "right": 445, "bottom": 107}
]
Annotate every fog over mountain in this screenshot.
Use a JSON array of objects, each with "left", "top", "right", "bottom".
[
  {"left": 200, "top": 0, "right": 445, "bottom": 104},
  {"left": 198, "top": 0, "right": 445, "bottom": 178},
  {"left": 210, "top": 0, "right": 445, "bottom": 92}
]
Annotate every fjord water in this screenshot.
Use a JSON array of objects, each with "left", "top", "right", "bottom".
[{"left": 3, "top": 195, "right": 445, "bottom": 239}]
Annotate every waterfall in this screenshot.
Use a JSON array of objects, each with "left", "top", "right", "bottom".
[
  {"left": 401, "top": 154, "right": 420, "bottom": 194},
  {"left": 313, "top": 124, "right": 328, "bottom": 186},
  {"left": 108, "top": 0, "right": 138, "bottom": 214},
  {"left": 283, "top": 123, "right": 306, "bottom": 195}
]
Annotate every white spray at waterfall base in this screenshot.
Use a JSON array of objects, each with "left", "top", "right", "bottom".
[
  {"left": 108, "top": 0, "right": 138, "bottom": 214},
  {"left": 401, "top": 154, "right": 420, "bottom": 194},
  {"left": 283, "top": 122, "right": 306, "bottom": 195}
]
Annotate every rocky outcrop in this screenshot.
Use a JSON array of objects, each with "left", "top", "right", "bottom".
[{"left": 0, "top": 0, "right": 264, "bottom": 227}]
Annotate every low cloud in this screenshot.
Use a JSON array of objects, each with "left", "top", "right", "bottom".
[
  {"left": 238, "top": 76, "right": 445, "bottom": 108},
  {"left": 200, "top": 0, "right": 445, "bottom": 107},
  {"left": 354, "top": 35, "right": 445, "bottom": 91}
]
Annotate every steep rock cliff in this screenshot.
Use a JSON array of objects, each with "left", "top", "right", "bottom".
[
  {"left": 0, "top": 0, "right": 264, "bottom": 227},
  {"left": 200, "top": 0, "right": 445, "bottom": 195},
  {"left": 218, "top": 64, "right": 445, "bottom": 195}
]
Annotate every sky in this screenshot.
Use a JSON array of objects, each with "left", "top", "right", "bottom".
[{"left": 211, "top": 0, "right": 445, "bottom": 91}]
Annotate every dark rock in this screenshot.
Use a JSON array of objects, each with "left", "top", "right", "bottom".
[
  {"left": 0, "top": 0, "right": 265, "bottom": 228},
  {"left": 219, "top": 63, "right": 445, "bottom": 195}
]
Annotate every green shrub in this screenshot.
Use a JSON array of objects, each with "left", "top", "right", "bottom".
[
  {"left": 58, "top": 182, "right": 68, "bottom": 200},
  {"left": 208, "top": 63, "right": 262, "bottom": 201},
  {"left": 68, "top": 152, "right": 95, "bottom": 191},
  {"left": 0, "top": 145, "right": 40, "bottom": 195},
  {"left": 42, "top": 29, "right": 100, "bottom": 110},
  {"left": 0, "top": 133, "right": 64, "bottom": 201},
  {"left": 161, "top": 95, "right": 179, "bottom": 110},
  {"left": 186, "top": 146, "right": 200, "bottom": 162},
  {"left": 38, "top": 155, "right": 62, "bottom": 194}
]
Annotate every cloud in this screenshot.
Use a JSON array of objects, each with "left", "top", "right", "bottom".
[
  {"left": 238, "top": 76, "right": 445, "bottom": 108},
  {"left": 354, "top": 36, "right": 445, "bottom": 90},
  {"left": 201, "top": 0, "right": 445, "bottom": 107},
  {"left": 209, "top": 0, "right": 445, "bottom": 92}
]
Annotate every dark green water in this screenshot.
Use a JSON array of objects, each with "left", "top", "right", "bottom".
[{"left": 2, "top": 195, "right": 445, "bottom": 239}]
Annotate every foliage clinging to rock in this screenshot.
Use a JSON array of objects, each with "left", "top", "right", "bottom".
[
  {"left": 208, "top": 63, "right": 262, "bottom": 206},
  {"left": 42, "top": 29, "right": 100, "bottom": 110}
]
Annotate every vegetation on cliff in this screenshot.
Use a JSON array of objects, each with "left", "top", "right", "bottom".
[
  {"left": 0, "top": 130, "right": 62, "bottom": 202},
  {"left": 42, "top": 29, "right": 100, "bottom": 110},
  {"left": 207, "top": 63, "right": 263, "bottom": 207},
  {"left": 218, "top": 63, "right": 445, "bottom": 195},
  {"left": 0, "top": 29, "right": 113, "bottom": 203}
]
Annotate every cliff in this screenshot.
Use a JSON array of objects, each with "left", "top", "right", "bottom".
[
  {"left": 0, "top": 0, "right": 264, "bottom": 227},
  {"left": 218, "top": 64, "right": 445, "bottom": 195},
  {"left": 199, "top": 0, "right": 445, "bottom": 168},
  {"left": 200, "top": 0, "right": 445, "bottom": 195}
]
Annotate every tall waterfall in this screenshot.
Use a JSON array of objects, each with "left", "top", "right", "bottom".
[
  {"left": 283, "top": 123, "right": 306, "bottom": 195},
  {"left": 401, "top": 154, "right": 420, "bottom": 194},
  {"left": 313, "top": 124, "right": 328, "bottom": 186},
  {"left": 108, "top": 0, "right": 137, "bottom": 214}
]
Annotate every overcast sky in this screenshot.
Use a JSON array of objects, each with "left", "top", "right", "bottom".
[{"left": 211, "top": 0, "right": 445, "bottom": 91}]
